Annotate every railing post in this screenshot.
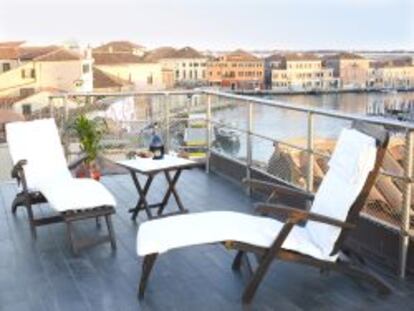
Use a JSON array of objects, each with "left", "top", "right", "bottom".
[
  {"left": 246, "top": 102, "right": 254, "bottom": 195},
  {"left": 164, "top": 94, "right": 170, "bottom": 153},
  {"left": 62, "top": 95, "right": 69, "bottom": 158},
  {"left": 206, "top": 94, "right": 212, "bottom": 173},
  {"left": 49, "top": 96, "right": 54, "bottom": 118},
  {"left": 400, "top": 129, "right": 413, "bottom": 278},
  {"left": 306, "top": 112, "right": 314, "bottom": 193}
]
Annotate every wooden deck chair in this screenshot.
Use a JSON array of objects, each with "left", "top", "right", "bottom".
[
  {"left": 6, "top": 118, "right": 117, "bottom": 254},
  {"left": 136, "top": 121, "right": 391, "bottom": 304}
]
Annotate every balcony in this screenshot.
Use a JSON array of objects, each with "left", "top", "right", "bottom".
[{"left": 1, "top": 90, "right": 414, "bottom": 309}]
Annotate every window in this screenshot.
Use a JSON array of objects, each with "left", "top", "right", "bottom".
[
  {"left": 2, "top": 63, "right": 10, "bottom": 72},
  {"left": 22, "top": 104, "right": 32, "bottom": 116},
  {"left": 21, "top": 69, "right": 26, "bottom": 79},
  {"left": 30, "top": 69, "right": 36, "bottom": 78},
  {"left": 82, "top": 64, "right": 90, "bottom": 74},
  {"left": 194, "top": 70, "right": 198, "bottom": 79},
  {"left": 147, "top": 75, "right": 153, "bottom": 85},
  {"left": 189, "top": 71, "right": 193, "bottom": 79},
  {"left": 176, "top": 70, "right": 179, "bottom": 79}
]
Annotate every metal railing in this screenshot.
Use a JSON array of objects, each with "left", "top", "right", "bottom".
[{"left": 13, "top": 89, "right": 414, "bottom": 277}]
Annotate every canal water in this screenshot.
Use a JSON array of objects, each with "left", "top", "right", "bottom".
[{"left": 212, "top": 91, "right": 414, "bottom": 162}]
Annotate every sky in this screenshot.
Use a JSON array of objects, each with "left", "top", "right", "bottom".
[{"left": 0, "top": 0, "right": 413, "bottom": 50}]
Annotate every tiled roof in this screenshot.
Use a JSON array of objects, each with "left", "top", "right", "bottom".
[
  {"left": 94, "top": 41, "right": 145, "bottom": 53},
  {"left": 18, "top": 46, "right": 59, "bottom": 60},
  {"left": 93, "top": 52, "right": 147, "bottom": 65},
  {"left": 0, "top": 47, "right": 19, "bottom": 59},
  {"left": 173, "top": 47, "right": 204, "bottom": 59},
  {"left": 225, "top": 50, "right": 259, "bottom": 61},
  {"left": 143, "top": 46, "right": 205, "bottom": 61},
  {"left": 34, "top": 48, "right": 82, "bottom": 61},
  {"left": 142, "top": 47, "right": 177, "bottom": 61},
  {"left": 283, "top": 52, "right": 320, "bottom": 61},
  {"left": 93, "top": 67, "right": 133, "bottom": 89}
]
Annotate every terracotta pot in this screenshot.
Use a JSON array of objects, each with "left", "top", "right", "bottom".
[{"left": 75, "top": 163, "right": 101, "bottom": 181}]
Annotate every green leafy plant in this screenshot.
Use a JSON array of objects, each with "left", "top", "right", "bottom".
[{"left": 72, "top": 115, "right": 104, "bottom": 164}]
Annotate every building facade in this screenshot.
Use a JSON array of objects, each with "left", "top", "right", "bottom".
[
  {"left": 144, "top": 47, "right": 208, "bottom": 87},
  {"left": 324, "top": 53, "right": 370, "bottom": 89},
  {"left": 206, "top": 50, "right": 264, "bottom": 90},
  {"left": 271, "top": 53, "right": 337, "bottom": 91},
  {"left": 0, "top": 45, "right": 93, "bottom": 98},
  {"left": 370, "top": 62, "right": 414, "bottom": 89},
  {"left": 93, "top": 52, "right": 174, "bottom": 90}
]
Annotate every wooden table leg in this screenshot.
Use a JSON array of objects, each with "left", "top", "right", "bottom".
[
  {"left": 129, "top": 171, "right": 154, "bottom": 220},
  {"left": 157, "top": 169, "right": 186, "bottom": 216}
]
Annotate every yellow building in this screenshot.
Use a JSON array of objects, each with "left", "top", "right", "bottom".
[
  {"left": 93, "top": 52, "right": 174, "bottom": 90},
  {"left": 0, "top": 45, "right": 93, "bottom": 98},
  {"left": 324, "top": 52, "right": 370, "bottom": 89},
  {"left": 370, "top": 61, "right": 414, "bottom": 89},
  {"left": 271, "top": 53, "right": 336, "bottom": 91},
  {"left": 206, "top": 50, "right": 264, "bottom": 90}
]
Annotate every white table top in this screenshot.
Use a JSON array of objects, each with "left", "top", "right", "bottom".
[{"left": 116, "top": 154, "right": 197, "bottom": 174}]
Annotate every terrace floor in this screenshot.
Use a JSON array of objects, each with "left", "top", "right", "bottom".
[{"left": 1, "top": 169, "right": 414, "bottom": 311}]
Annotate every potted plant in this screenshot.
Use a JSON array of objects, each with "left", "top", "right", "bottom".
[{"left": 72, "top": 115, "right": 104, "bottom": 180}]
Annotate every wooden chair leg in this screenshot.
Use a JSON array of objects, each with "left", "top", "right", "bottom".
[
  {"left": 138, "top": 254, "right": 158, "bottom": 299},
  {"left": 232, "top": 251, "right": 245, "bottom": 271},
  {"left": 66, "top": 221, "right": 78, "bottom": 256},
  {"left": 105, "top": 215, "right": 117, "bottom": 250},
  {"left": 11, "top": 194, "right": 25, "bottom": 214},
  {"left": 25, "top": 204, "right": 37, "bottom": 239}
]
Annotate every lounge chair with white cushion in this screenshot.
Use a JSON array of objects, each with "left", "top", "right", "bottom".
[
  {"left": 6, "top": 118, "right": 116, "bottom": 254},
  {"left": 136, "top": 122, "right": 391, "bottom": 303}
]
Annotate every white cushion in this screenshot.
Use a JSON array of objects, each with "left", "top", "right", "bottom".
[
  {"left": 306, "top": 128, "right": 377, "bottom": 259},
  {"left": 137, "top": 127, "right": 377, "bottom": 262},
  {"left": 137, "top": 211, "right": 332, "bottom": 261},
  {"left": 6, "top": 118, "right": 116, "bottom": 211},
  {"left": 6, "top": 118, "right": 71, "bottom": 189},
  {"left": 37, "top": 177, "right": 116, "bottom": 212}
]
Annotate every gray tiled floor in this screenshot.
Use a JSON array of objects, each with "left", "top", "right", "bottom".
[{"left": 0, "top": 169, "right": 413, "bottom": 311}]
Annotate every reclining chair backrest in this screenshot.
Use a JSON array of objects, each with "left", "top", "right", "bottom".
[
  {"left": 6, "top": 118, "right": 71, "bottom": 189},
  {"left": 305, "top": 121, "right": 388, "bottom": 260}
]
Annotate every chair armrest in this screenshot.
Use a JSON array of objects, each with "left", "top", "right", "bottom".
[
  {"left": 11, "top": 159, "right": 28, "bottom": 190},
  {"left": 255, "top": 203, "right": 355, "bottom": 230},
  {"left": 68, "top": 154, "right": 88, "bottom": 170},
  {"left": 243, "top": 178, "right": 314, "bottom": 201},
  {"left": 11, "top": 159, "right": 27, "bottom": 178}
]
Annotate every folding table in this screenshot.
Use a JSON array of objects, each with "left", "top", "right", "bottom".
[{"left": 116, "top": 155, "right": 198, "bottom": 220}]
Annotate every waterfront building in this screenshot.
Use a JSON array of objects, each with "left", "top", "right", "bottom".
[
  {"left": 93, "top": 40, "right": 146, "bottom": 57},
  {"left": 324, "top": 52, "right": 370, "bottom": 89},
  {"left": 264, "top": 54, "right": 284, "bottom": 89},
  {"left": 271, "top": 53, "right": 337, "bottom": 91},
  {"left": 93, "top": 52, "right": 174, "bottom": 90},
  {"left": 206, "top": 49, "right": 264, "bottom": 90},
  {"left": 144, "top": 47, "right": 208, "bottom": 87},
  {"left": 369, "top": 59, "right": 414, "bottom": 89}
]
